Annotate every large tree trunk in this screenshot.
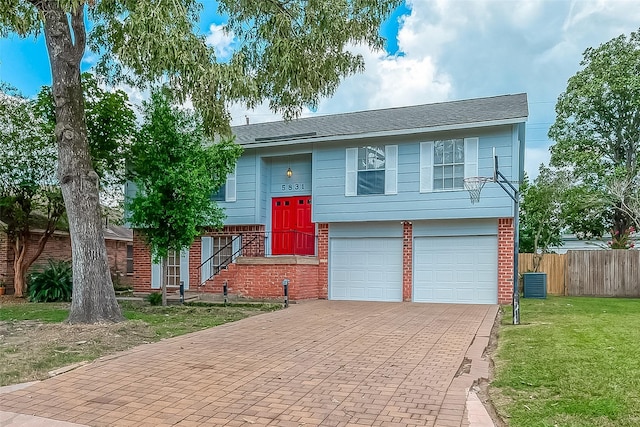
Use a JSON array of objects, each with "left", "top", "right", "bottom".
[{"left": 40, "top": 2, "right": 123, "bottom": 323}]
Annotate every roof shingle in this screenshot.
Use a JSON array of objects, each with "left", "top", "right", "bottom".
[{"left": 232, "top": 93, "right": 528, "bottom": 146}]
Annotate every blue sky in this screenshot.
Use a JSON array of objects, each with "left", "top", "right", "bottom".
[{"left": 1, "top": 1, "right": 639, "bottom": 178}]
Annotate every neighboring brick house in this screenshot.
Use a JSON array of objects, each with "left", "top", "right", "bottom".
[
  {"left": 130, "top": 94, "right": 528, "bottom": 305},
  {"left": 0, "top": 221, "right": 133, "bottom": 294}
]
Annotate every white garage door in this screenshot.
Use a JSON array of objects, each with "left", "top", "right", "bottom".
[
  {"left": 414, "top": 235, "right": 497, "bottom": 304},
  {"left": 330, "top": 238, "right": 403, "bottom": 302}
]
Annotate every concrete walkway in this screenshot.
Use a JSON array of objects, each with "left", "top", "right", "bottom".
[{"left": 1, "top": 301, "right": 497, "bottom": 426}]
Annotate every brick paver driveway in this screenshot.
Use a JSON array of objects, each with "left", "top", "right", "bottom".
[{"left": 1, "top": 301, "right": 497, "bottom": 427}]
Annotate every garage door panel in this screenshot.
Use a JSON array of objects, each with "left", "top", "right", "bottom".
[
  {"left": 346, "top": 272, "right": 363, "bottom": 283},
  {"left": 433, "top": 288, "right": 453, "bottom": 300},
  {"left": 330, "top": 238, "right": 402, "bottom": 302},
  {"left": 435, "top": 271, "right": 454, "bottom": 282},
  {"left": 414, "top": 236, "right": 497, "bottom": 304}
]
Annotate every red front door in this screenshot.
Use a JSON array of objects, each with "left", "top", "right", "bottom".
[{"left": 272, "top": 196, "right": 314, "bottom": 255}]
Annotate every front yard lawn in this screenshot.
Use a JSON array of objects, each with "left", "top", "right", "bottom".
[
  {"left": 0, "top": 298, "right": 279, "bottom": 387},
  {"left": 490, "top": 296, "right": 640, "bottom": 427}
]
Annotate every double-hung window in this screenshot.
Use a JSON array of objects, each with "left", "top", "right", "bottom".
[
  {"left": 209, "top": 166, "right": 237, "bottom": 202},
  {"left": 420, "top": 137, "right": 478, "bottom": 192},
  {"left": 345, "top": 145, "right": 398, "bottom": 196},
  {"left": 200, "top": 236, "right": 240, "bottom": 283}
]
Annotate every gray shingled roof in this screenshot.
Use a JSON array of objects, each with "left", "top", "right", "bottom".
[{"left": 232, "top": 93, "right": 528, "bottom": 146}]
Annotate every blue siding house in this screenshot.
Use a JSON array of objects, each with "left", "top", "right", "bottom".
[{"left": 133, "top": 94, "right": 528, "bottom": 305}]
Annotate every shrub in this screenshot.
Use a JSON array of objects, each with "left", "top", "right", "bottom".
[
  {"left": 146, "top": 292, "right": 162, "bottom": 306},
  {"left": 29, "top": 260, "right": 73, "bottom": 303}
]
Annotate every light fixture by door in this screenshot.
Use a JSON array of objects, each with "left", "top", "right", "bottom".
[{"left": 286, "top": 167, "right": 292, "bottom": 178}]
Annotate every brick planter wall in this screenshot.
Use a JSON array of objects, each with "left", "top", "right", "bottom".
[{"left": 498, "top": 217, "right": 515, "bottom": 304}]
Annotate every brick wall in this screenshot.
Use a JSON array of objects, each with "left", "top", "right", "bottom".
[
  {"left": 185, "top": 259, "right": 321, "bottom": 301},
  {"left": 205, "top": 225, "right": 266, "bottom": 257},
  {"left": 498, "top": 218, "right": 515, "bottom": 304},
  {"left": 189, "top": 236, "right": 202, "bottom": 289},
  {"left": 402, "top": 221, "right": 413, "bottom": 301},
  {"left": 1, "top": 230, "right": 132, "bottom": 292},
  {"left": 134, "top": 225, "right": 324, "bottom": 301},
  {"left": 132, "top": 230, "right": 152, "bottom": 293},
  {"left": 0, "top": 232, "right": 9, "bottom": 286},
  {"left": 230, "top": 261, "right": 320, "bottom": 300},
  {"left": 317, "top": 223, "right": 328, "bottom": 299}
]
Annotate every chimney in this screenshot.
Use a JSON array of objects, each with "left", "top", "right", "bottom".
[{"left": 245, "top": 115, "right": 249, "bottom": 125}]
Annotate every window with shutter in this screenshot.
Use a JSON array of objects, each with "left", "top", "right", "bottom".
[
  {"left": 421, "top": 137, "right": 479, "bottom": 192},
  {"left": 346, "top": 145, "right": 398, "bottom": 196}
]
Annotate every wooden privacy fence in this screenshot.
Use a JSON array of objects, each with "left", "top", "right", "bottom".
[
  {"left": 519, "top": 251, "right": 640, "bottom": 297},
  {"left": 518, "top": 253, "right": 567, "bottom": 295},
  {"left": 566, "top": 250, "right": 640, "bottom": 297}
]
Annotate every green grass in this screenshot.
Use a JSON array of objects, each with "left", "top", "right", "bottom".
[
  {"left": 118, "top": 300, "right": 280, "bottom": 338},
  {"left": 490, "top": 296, "right": 640, "bottom": 427},
  {"left": 0, "top": 301, "right": 280, "bottom": 338},
  {"left": 0, "top": 303, "right": 70, "bottom": 322}
]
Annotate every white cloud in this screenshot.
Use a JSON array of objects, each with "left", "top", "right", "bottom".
[
  {"left": 217, "top": 1, "right": 640, "bottom": 178},
  {"left": 295, "top": 1, "right": 640, "bottom": 177},
  {"left": 205, "top": 24, "right": 235, "bottom": 59}
]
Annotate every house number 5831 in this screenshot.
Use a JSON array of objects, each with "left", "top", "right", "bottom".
[{"left": 281, "top": 183, "right": 305, "bottom": 191}]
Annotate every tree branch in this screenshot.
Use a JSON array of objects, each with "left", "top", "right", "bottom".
[{"left": 70, "top": 4, "right": 86, "bottom": 63}]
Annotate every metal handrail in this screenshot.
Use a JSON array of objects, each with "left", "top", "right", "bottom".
[
  {"left": 198, "top": 233, "right": 262, "bottom": 285},
  {"left": 198, "top": 230, "right": 318, "bottom": 285}
]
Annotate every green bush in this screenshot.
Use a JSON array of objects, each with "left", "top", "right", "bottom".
[
  {"left": 29, "top": 260, "right": 73, "bottom": 303},
  {"left": 146, "top": 292, "right": 162, "bottom": 306}
]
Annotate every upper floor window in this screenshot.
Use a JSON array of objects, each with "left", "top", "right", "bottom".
[
  {"left": 357, "top": 146, "right": 385, "bottom": 195},
  {"left": 345, "top": 145, "right": 397, "bottom": 196},
  {"left": 209, "top": 167, "right": 237, "bottom": 202},
  {"left": 434, "top": 139, "right": 465, "bottom": 190},
  {"left": 420, "top": 138, "right": 478, "bottom": 192}
]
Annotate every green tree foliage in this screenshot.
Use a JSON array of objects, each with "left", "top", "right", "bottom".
[
  {"left": 36, "top": 72, "right": 136, "bottom": 186},
  {"left": 0, "top": 0, "right": 400, "bottom": 322},
  {"left": 128, "top": 90, "right": 242, "bottom": 263},
  {"left": 561, "top": 184, "right": 609, "bottom": 240},
  {"left": 0, "top": 84, "right": 65, "bottom": 297},
  {"left": 549, "top": 28, "right": 640, "bottom": 236},
  {"left": 519, "top": 167, "right": 567, "bottom": 270}
]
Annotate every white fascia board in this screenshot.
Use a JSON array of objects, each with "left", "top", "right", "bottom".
[{"left": 239, "top": 117, "right": 528, "bottom": 149}]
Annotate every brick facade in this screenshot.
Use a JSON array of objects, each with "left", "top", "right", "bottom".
[
  {"left": 1, "top": 230, "right": 132, "bottom": 293},
  {"left": 497, "top": 217, "right": 515, "bottom": 304},
  {"left": 402, "top": 221, "right": 412, "bottom": 301},
  {"left": 133, "top": 219, "right": 516, "bottom": 304},
  {"left": 134, "top": 224, "right": 329, "bottom": 301}
]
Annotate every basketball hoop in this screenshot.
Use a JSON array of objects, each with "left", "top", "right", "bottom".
[{"left": 463, "top": 177, "right": 492, "bottom": 204}]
